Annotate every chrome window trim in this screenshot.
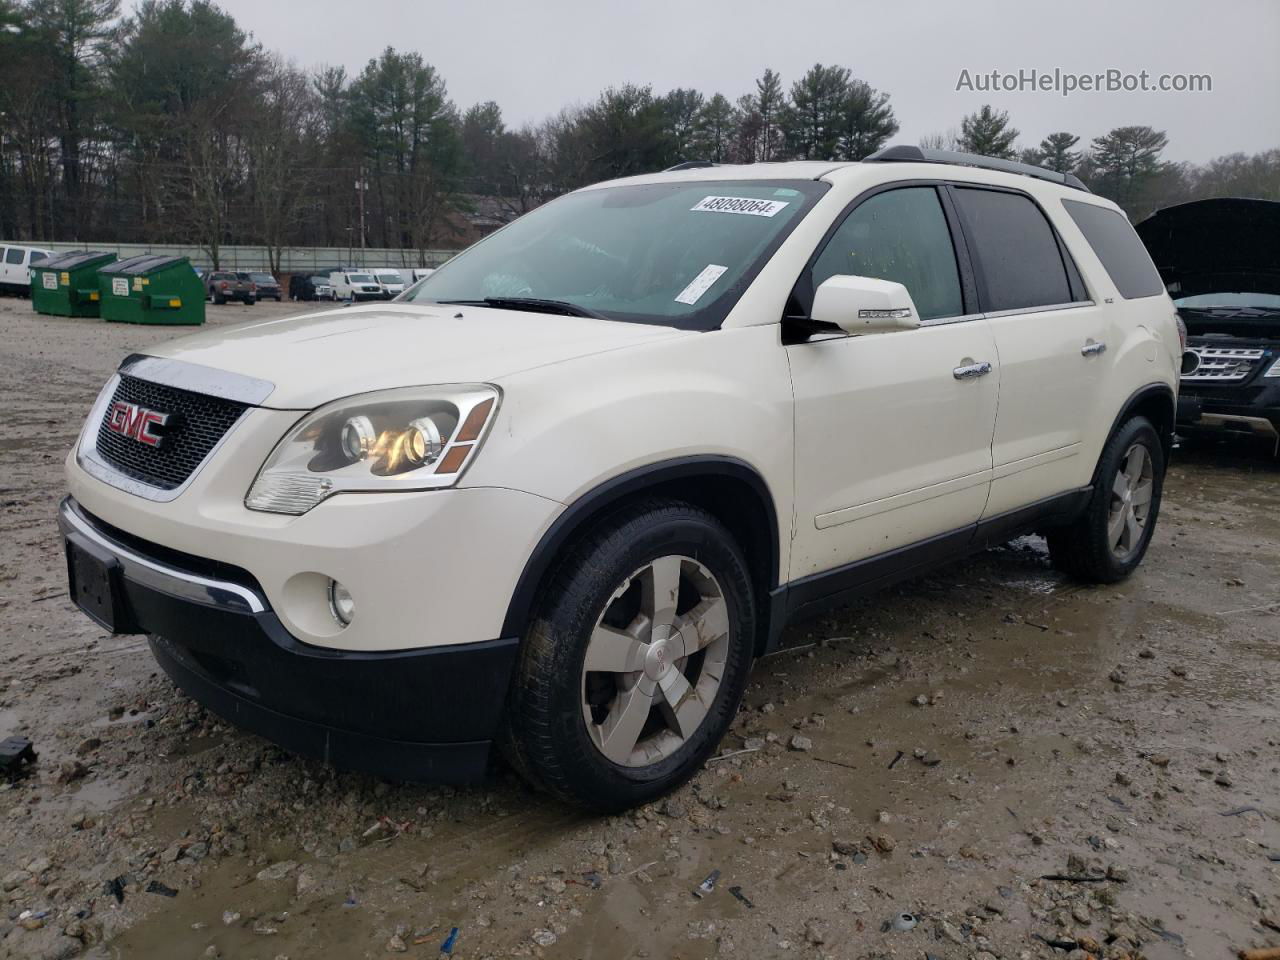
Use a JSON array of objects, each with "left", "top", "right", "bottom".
[
  {"left": 75, "top": 371, "right": 253, "bottom": 503},
  {"left": 918, "top": 312, "right": 985, "bottom": 328},
  {"left": 803, "top": 299, "right": 1096, "bottom": 338},
  {"left": 980, "top": 300, "right": 1095, "bottom": 320},
  {"left": 59, "top": 498, "right": 267, "bottom": 614},
  {"left": 120, "top": 354, "right": 275, "bottom": 406}
]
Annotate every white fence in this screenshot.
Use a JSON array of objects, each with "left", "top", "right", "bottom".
[{"left": 30, "top": 242, "right": 460, "bottom": 273}]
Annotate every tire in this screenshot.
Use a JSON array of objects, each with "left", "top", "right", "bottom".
[
  {"left": 501, "top": 499, "right": 756, "bottom": 812},
  {"left": 1047, "top": 416, "right": 1165, "bottom": 583},
  {"left": 213, "top": 292, "right": 225, "bottom": 305}
]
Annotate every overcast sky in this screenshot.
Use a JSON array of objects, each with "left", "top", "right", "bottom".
[{"left": 212, "top": 0, "right": 1278, "bottom": 164}]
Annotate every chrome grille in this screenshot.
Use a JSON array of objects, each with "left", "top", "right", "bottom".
[
  {"left": 1182, "top": 346, "right": 1266, "bottom": 383},
  {"left": 95, "top": 375, "right": 248, "bottom": 490}
]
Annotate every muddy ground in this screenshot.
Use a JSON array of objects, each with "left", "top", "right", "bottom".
[{"left": 0, "top": 293, "right": 1277, "bottom": 960}]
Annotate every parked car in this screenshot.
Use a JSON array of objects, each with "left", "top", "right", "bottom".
[
  {"left": 207, "top": 271, "right": 256, "bottom": 305},
  {"left": 1136, "top": 198, "right": 1280, "bottom": 454},
  {"left": 240, "top": 271, "right": 282, "bottom": 302},
  {"left": 289, "top": 274, "right": 335, "bottom": 301},
  {"left": 0, "top": 243, "right": 54, "bottom": 295},
  {"left": 329, "top": 270, "right": 383, "bottom": 302},
  {"left": 371, "top": 268, "right": 405, "bottom": 299},
  {"left": 59, "top": 147, "right": 1180, "bottom": 811}
]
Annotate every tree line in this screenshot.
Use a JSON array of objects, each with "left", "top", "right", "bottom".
[{"left": 2, "top": 0, "right": 1277, "bottom": 268}]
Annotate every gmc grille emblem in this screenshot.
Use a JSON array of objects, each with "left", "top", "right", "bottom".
[{"left": 107, "top": 401, "right": 170, "bottom": 447}]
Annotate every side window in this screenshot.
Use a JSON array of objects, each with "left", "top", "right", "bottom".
[
  {"left": 953, "top": 188, "right": 1072, "bottom": 312},
  {"left": 811, "top": 187, "right": 964, "bottom": 322},
  {"left": 1062, "top": 199, "right": 1164, "bottom": 299},
  {"left": 5, "top": 248, "right": 25, "bottom": 265}
]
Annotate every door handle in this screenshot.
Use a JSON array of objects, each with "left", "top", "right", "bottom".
[
  {"left": 952, "top": 360, "right": 992, "bottom": 380},
  {"left": 1081, "top": 339, "right": 1107, "bottom": 357}
]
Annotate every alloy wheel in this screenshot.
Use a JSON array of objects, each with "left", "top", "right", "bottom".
[
  {"left": 1108, "top": 443, "right": 1154, "bottom": 559},
  {"left": 580, "top": 555, "right": 730, "bottom": 767}
]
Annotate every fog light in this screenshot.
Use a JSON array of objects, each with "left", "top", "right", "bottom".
[{"left": 328, "top": 580, "right": 355, "bottom": 627}]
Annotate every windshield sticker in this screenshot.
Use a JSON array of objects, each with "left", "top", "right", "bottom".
[
  {"left": 675, "top": 264, "right": 728, "bottom": 305},
  {"left": 691, "top": 196, "right": 789, "bottom": 218}
]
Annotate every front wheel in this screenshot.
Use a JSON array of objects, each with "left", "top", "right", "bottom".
[
  {"left": 1047, "top": 415, "right": 1166, "bottom": 583},
  {"left": 502, "top": 500, "right": 756, "bottom": 812}
]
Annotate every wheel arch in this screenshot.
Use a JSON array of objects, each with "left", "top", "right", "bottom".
[
  {"left": 500, "top": 456, "right": 782, "bottom": 656},
  {"left": 1094, "top": 383, "right": 1176, "bottom": 486}
]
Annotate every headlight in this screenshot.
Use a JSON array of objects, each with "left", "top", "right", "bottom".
[
  {"left": 245, "top": 384, "right": 500, "bottom": 515},
  {"left": 1265, "top": 356, "right": 1280, "bottom": 378}
]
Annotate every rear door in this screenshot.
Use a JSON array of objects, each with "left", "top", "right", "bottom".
[
  {"left": 948, "top": 185, "right": 1108, "bottom": 517},
  {"left": 787, "top": 184, "right": 999, "bottom": 583}
]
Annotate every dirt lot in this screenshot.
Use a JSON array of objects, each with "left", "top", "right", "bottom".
[{"left": 0, "top": 293, "right": 1277, "bottom": 960}]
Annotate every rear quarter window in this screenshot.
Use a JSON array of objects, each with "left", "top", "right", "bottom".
[{"left": 1062, "top": 199, "right": 1165, "bottom": 299}]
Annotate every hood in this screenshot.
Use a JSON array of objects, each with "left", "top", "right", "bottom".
[
  {"left": 143, "top": 302, "right": 692, "bottom": 408},
  {"left": 1135, "top": 197, "right": 1280, "bottom": 300}
]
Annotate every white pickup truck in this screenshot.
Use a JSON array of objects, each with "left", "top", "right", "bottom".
[{"left": 0, "top": 243, "right": 54, "bottom": 295}]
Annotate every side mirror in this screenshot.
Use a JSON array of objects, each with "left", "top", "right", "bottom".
[{"left": 811, "top": 275, "right": 921, "bottom": 335}]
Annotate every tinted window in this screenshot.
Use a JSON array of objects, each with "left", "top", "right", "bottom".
[
  {"left": 812, "top": 187, "right": 963, "bottom": 321},
  {"left": 954, "top": 188, "right": 1072, "bottom": 312},
  {"left": 1063, "top": 199, "right": 1164, "bottom": 299},
  {"left": 5, "top": 248, "right": 24, "bottom": 265}
]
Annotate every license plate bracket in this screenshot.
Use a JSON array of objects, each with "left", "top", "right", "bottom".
[{"left": 64, "top": 534, "right": 139, "bottom": 634}]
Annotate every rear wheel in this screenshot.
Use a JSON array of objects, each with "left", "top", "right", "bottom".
[
  {"left": 1047, "top": 416, "right": 1165, "bottom": 582},
  {"left": 502, "top": 500, "right": 755, "bottom": 812}
]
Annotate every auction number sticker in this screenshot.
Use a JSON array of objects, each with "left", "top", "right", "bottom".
[
  {"left": 675, "top": 264, "right": 728, "bottom": 305},
  {"left": 111, "top": 277, "right": 128, "bottom": 296},
  {"left": 691, "top": 195, "right": 789, "bottom": 217},
  {"left": 42, "top": 273, "right": 57, "bottom": 289}
]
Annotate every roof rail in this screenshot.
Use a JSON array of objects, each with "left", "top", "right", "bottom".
[
  {"left": 864, "top": 144, "right": 1089, "bottom": 192},
  {"left": 664, "top": 160, "right": 717, "bottom": 172}
]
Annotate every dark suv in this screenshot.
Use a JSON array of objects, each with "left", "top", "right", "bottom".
[
  {"left": 240, "top": 271, "right": 282, "bottom": 302},
  {"left": 207, "top": 271, "right": 256, "bottom": 305},
  {"left": 288, "top": 274, "right": 335, "bottom": 301},
  {"left": 1138, "top": 198, "right": 1280, "bottom": 454}
]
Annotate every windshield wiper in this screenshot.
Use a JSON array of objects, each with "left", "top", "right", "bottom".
[{"left": 437, "top": 297, "right": 608, "bottom": 320}]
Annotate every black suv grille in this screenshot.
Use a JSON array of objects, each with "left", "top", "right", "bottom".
[{"left": 95, "top": 375, "right": 248, "bottom": 490}]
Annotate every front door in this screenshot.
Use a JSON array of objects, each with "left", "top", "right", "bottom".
[{"left": 787, "top": 185, "right": 999, "bottom": 583}]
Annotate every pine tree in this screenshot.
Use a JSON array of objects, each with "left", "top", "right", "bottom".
[
  {"left": 1038, "top": 132, "right": 1081, "bottom": 173},
  {"left": 957, "top": 105, "right": 1019, "bottom": 159},
  {"left": 754, "top": 68, "right": 783, "bottom": 161},
  {"left": 834, "top": 80, "right": 898, "bottom": 160},
  {"left": 782, "top": 64, "right": 850, "bottom": 160}
]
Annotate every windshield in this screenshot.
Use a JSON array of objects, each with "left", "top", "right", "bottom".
[
  {"left": 405, "top": 179, "right": 827, "bottom": 328},
  {"left": 250, "top": 273, "right": 274, "bottom": 283},
  {"left": 349, "top": 274, "right": 375, "bottom": 283},
  {"left": 1175, "top": 292, "right": 1280, "bottom": 309},
  {"left": 311, "top": 276, "right": 330, "bottom": 284}
]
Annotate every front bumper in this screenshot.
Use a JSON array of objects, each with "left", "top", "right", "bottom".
[
  {"left": 59, "top": 497, "right": 518, "bottom": 782},
  {"left": 1177, "top": 384, "right": 1280, "bottom": 447}
]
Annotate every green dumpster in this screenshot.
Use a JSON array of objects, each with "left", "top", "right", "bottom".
[
  {"left": 98, "top": 254, "right": 205, "bottom": 325},
  {"left": 31, "top": 251, "right": 117, "bottom": 317}
]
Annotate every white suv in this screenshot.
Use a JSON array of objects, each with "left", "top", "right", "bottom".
[{"left": 60, "top": 148, "right": 1181, "bottom": 811}]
